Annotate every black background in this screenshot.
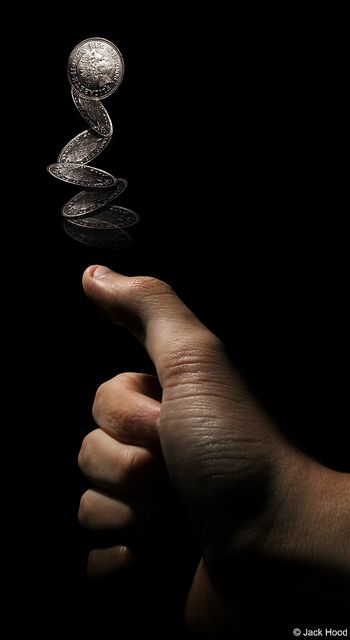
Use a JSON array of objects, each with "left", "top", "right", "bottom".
[{"left": 12, "top": 7, "right": 348, "bottom": 636}]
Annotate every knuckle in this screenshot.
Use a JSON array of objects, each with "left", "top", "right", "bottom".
[
  {"left": 92, "top": 374, "right": 130, "bottom": 424},
  {"left": 162, "top": 331, "right": 225, "bottom": 384},
  {"left": 118, "top": 446, "right": 153, "bottom": 485},
  {"left": 107, "top": 392, "right": 129, "bottom": 424},
  {"left": 130, "top": 276, "right": 173, "bottom": 298},
  {"left": 119, "top": 446, "right": 139, "bottom": 482},
  {"left": 78, "top": 491, "right": 95, "bottom": 527},
  {"left": 171, "top": 330, "right": 223, "bottom": 364},
  {"left": 122, "top": 446, "right": 139, "bottom": 475},
  {"left": 94, "top": 382, "right": 108, "bottom": 406},
  {"left": 78, "top": 431, "right": 97, "bottom": 471},
  {"left": 92, "top": 381, "right": 108, "bottom": 416},
  {"left": 99, "top": 402, "right": 132, "bottom": 442}
]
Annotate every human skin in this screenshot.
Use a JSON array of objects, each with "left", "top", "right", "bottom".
[{"left": 78, "top": 265, "right": 350, "bottom": 634}]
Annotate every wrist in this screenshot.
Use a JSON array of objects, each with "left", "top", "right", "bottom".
[{"left": 258, "top": 444, "right": 350, "bottom": 576}]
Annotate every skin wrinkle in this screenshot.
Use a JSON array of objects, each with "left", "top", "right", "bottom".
[
  {"left": 162, "top": 408, "right": 276, "bottom": 446},
  {"left": 162, "top": 431, "right": 272, "bottom": 500},
  {"left": 163, "top": 374, "right": 265, "bottom": 412},
  {"left": 163, "top": 388, "right": 247, "bottom": 402},
  {"left": 162, "top": 365, "right": 241, "bottom": 389},
  {"left": 158, "top": 342, "right": 228, "bottom": 373},
  {"left": 93, "top": 383, "right": 161, "bottom": 447}
]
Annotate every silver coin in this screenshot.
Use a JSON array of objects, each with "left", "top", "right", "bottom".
[
  {"left": 72, "top": 88, "right": 113, "bottom": 138},
  {"left": 63, "top": 221, "right": 132, "bottom": 249},
  {"left": 69, "top": 207, "right": 140, "bottom": 230},
  {"left": 61, "top": 179, "right": 128, "bottom": 217},
  {"left": 47, "top": 163, "right": 117, "bottom": 188},
  {"left": 68, "top": 37, "right": 124, "bottom": 99},
  {"left": 58, "top": 129, "right": 111, "bottom": 165}
]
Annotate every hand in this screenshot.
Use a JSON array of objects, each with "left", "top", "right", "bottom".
[{"left": 78, "top": 265, "right": 350, "bottom": 633}]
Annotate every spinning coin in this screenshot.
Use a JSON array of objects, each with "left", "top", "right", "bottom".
[
  {"left": 72, "top": 89, "right": 113, "bottom": 138},
  {"left": 62, "top": 181, "right": 128, "bottom": 218},
  {"left": 68, "top": 37, "right": 124, "bottom": 99},
  {"left": 48, "top": 163, "right": 117, "bottom": 188},
  {"left": 58, "top": 130, "right": 111, "bottom": 165}
]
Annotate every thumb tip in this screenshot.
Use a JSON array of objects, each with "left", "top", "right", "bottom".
[
  {"left": 83, "top": 264, "right": 112, "bottom": 284},
  {"left": 82, "top": 265, "right": 114, "bottom": 296},
  {"left": 84, "top": 264, "right": 112, "bottom": 280},
  {"left": 82, "top": 266, "right": 131, "bottom": 323}
]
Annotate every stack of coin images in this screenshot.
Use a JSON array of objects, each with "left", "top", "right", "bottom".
[{"left": 47, "top": 37, "right": 139, "bottom": 248}]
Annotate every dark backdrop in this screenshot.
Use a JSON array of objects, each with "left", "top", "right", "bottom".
[{"left": 13, "top": 8, "right": 348, "bottom": 636}]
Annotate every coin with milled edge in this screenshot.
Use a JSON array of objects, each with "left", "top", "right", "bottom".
[
  {"left": 62, "top": 179, "right": 128, "bottom": 217},
  {"left": 63, "top": 221, "right": 132, "bottom": 249},
  {"left": 68, "top": 37, "right": 124, "bottom": 99},
  {"left": 69, "top": 207, "right": 140, "bottom": 230},
  {"left": 48, "top": 163, "right": 117, "bottom": 188},
  {"left": 72, "top": 89, "right": 113, "bottom": 137},
  {"left": 58, "top": 129, "right": 111, "bottom": 165}
]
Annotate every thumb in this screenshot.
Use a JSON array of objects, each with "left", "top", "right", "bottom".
[
  {"left": 83, "top": 265, "right": 220, "bottom": 386},
  {"left": 83, "top": 265, "right": 282, "bottom": 544}
]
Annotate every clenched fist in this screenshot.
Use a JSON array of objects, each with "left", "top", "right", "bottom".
[{"left": 78, "top": 265, "right": 350, "bottom": 634}]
